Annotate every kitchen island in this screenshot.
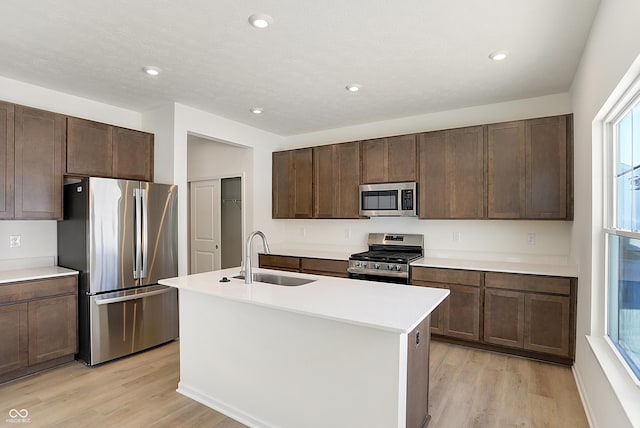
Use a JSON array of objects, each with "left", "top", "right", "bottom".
[{"left": 159, "top": 267, "right": 449, "bottom": 428}]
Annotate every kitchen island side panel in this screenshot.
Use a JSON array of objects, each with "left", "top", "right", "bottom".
[{"left": 177, "top": 289, "right": 406, "bottom": 428}]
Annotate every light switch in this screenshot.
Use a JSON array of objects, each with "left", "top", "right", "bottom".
[{"left": 9, "top": 235, "right": 21, "bottom": 248}]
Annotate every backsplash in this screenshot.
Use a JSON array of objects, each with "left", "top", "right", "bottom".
[{"left": 0, "top": 220, "right": 58, "bottom": 270}]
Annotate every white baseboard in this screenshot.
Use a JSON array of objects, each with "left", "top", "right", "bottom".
[{"left": 572, "top": 364, "right": 596, "bottom": 428}]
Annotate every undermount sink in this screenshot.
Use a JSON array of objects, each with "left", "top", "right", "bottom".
[{"left": 232, "top": 273, "right": 315, "bottom": 286}]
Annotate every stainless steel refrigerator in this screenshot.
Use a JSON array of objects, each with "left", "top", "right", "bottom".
[{"left": 57, "top": 177, "right": 179, "bottom": 365}]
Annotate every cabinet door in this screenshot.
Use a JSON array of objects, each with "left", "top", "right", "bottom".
[
  {"left": 291, "top": 148, "right": 313, "bottom": 218},
  {"left": 447, "top": 127, "right": 485, "bottom": 218},
  {"left": 0, "top": 102, "right": 14, "bottom": 219},
  {"left": 113, "top": 127, "right": 154, "bottom": 181},
  {"left": 335, "top": 141, "right": 361, "bottom": 218},
  {"left": 14, "top": 106, "right": 65, "bottom": 220},
  {"left": 484, "top": 288, "right": 524, "bottom": 349},
  {"left": 0, "top": 303, "right": 28, "bottom": 375},
  {"left": 418, "top": 131, "right": 447, "bottom": 218},
  {"left": 313, "top": 145, "right": 336, "bottom": 218},
  {"left": 272, "top": 149, "right": 313, "bottom": 219},
  {"left": 487, "top": 121, "right": 525, "bottom": 218},
  {"left": 524, "top": 293, "right": 570, "bottom": 356},
  {"left": 525, "top": 116, "right": 568, "bottom": 219},
  {"left": 387, "top": 135, "right": 417, "bottom": 183},
  {"left": 28, "top": 294, "right": 77, "bottom": 365},
  {"left": 361, "top": 138, "right": 387, "bottom": 184},
  {"left": 419, "top": 127, "right": 484, "bottom": 219},
  {"left": 406, "top": 315, "right": 430, "bottom": 428},
  {"left": 444, "top": 284, "right": 480, "bottom": 341},
  {"left": 66, "top": 117, "right": 113, "bottom": 177},
  {"left": 272, "top": 151, "right": 291, "bottom": 218}
]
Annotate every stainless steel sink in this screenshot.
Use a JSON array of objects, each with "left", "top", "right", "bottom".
[{"left": 232, "top": 273, "right": 315, "bottom": 286}]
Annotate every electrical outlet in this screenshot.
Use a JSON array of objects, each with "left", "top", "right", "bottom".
[
  {"left": 527, "top": 232, "right": 536, "bottom": 245},
  {"left": 344, "top": 228, "right": 351, "bottom": 239},
  {"left": 300, "top": 227, "right": 306, "bottom": 237},
  {"left": 452, "top": 231, "right": 461, "bottom": 242},
  {"left": 9, "top": 235, "right": 21, "bottom": 248}
]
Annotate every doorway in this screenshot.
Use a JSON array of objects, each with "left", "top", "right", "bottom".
[{"left": 189, "top": 177, "right": 243, "bottom": 274}]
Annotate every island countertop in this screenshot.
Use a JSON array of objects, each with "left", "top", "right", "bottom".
[{"left": 159, "top": 267, "right": 449, "bottom": 334}]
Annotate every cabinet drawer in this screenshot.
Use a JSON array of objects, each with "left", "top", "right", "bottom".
[
  {"left": 301, "top": 258, "right": 348, "bottom": 278},
  {"left": 0, "top": 275, "right": 77, "bottom": 305},
  {"left": 411, "top": 267, "right": 481, "bottom": 286},
  {"left": 485, "top": 272, "right": 571, "bottom": 295},
  {"left": 258, "top": 254, "right": 300, "bottom": 272}
]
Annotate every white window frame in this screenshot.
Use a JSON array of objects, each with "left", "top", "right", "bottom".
[{"left": 602, "top": 71, "right": 640, "bottom": 387}]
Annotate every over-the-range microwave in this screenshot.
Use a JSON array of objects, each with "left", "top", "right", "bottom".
[{"left": 359, "top": 182, "right": 418, "bottom": 217}]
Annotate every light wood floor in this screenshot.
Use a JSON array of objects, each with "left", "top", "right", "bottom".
[{"left": 0, "top": 340, "right": 587, "bottom": 427}]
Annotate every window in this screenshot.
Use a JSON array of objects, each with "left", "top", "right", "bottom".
[{"left": 607, "top": 98, "right": 640, "bottom": 381}]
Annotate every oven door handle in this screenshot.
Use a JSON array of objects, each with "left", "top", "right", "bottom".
[{"left": 347, "top": 267, "right": 409, "bottom": 278}]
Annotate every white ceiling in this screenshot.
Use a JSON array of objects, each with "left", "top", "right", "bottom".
[{"left": 0, "top": 0, "right": 600, "bottom": 136}]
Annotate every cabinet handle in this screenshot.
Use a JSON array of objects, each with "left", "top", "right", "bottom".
[{"left": 416, "top": 330, "right": 420, "bottom": 348}]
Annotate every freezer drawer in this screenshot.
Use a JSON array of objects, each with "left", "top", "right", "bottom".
[{"left": 88, "top": 285, "right": 178, "bottom": 365}]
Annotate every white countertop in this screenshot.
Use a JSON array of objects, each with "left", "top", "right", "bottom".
[
  {"left": 160, "top": 267, "right": 449, "bottom": 334},
  {"left": 266, "top": 247, "right": 578, "bottom": 277},
  {"left": 0, "top": 266, "right": 79, "bottom": 285}
]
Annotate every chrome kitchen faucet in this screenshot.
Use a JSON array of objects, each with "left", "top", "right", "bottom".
[{"left": 244, "top": 231, "right": 270, "bottom": 284}]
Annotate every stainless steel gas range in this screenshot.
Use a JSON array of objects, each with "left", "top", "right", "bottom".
[{"left": 347, "top": 233, "right": 424, "bottom": 284}]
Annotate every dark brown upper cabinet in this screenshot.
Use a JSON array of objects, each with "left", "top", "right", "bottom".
[
  {"left": 66, "top": 117, "right": 154, "bottom": 182},
  {"left": 487, "top": 115, "right": 572, "bottom": 219},
  {"left": 14, "top": 106, "right": 65, "bottom": 220},
  {"left": 361, "top": 135, "right": 417, "bottom": 184},
  {"left": 0, "top": 102, "right": 14, "bottom": 220},
  {"left": 272, "top": 148, "right": 313, "bottom": 219},
  {"left": 112, "top": 127, "right": 154, "bottom": 181},
  {"left": 418, "top": 126, "right": 485, "bottom": 219},
  {"left": 313, "top": 141, "right": 361, "bottom": 219}
]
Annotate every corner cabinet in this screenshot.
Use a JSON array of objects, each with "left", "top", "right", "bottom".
[
  {"left": 66, "top": 116, "right": 154, "bottom": 182},
  {"left": 14, "top": 106, "right": 65, "bottom": 220},
  {"left": 0, "top": 275, "right": 78, "bottom": 383},
  {"left": 487, "top": 115, "right": 572, "bottom": 219},
  {"left": 418, "top": 126, "right": 485, "bottom": 219},
  {"left": 313, "top": 141, "right": 361, "bottom": 219},
  {"left": 361, "top": 134, "right": 417, "bottom": 184},
  {"left": 484, "top": 272, "right": 575, "bottom": 359},
  {"left": 272, "top": 148, "right": 313, "bottom": 219}
]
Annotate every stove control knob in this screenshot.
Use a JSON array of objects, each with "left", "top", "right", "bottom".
[
  {"left": 374, "top": 263, "right": 380, "bottom": 269},
  {"left": 361, "top": 262, "right": 367, "bottom": 268},
  {"left": 388, "top": 264, "right": 395, "bottom": 271}
]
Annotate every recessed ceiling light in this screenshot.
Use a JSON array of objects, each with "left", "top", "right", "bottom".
[
  {"left": 250, "top": 107, "right": 263, "bottom": 114},
  {"left": 346, "top": 84, "right": 362, "bottom": 92},
  {"left": 489, "top": 51, "right": 509, "bottom": 61},
  {"left": 142, "top": 66, "right": 161, "bottom": 76},
  {"left": 248, "top": 14, "right": 273, "bottom": 29}
]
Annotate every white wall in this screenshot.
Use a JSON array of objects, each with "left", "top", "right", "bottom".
[
  {"left": 570, "top": 0, "right": 640, "bottom": 426},
  {"left": 0, "top": 77, "right": 143, "bottom": 268},
  {"left": 267, "top": 93, "right": 574, "bottom": 260},
  {"left": 145, "top": 103, "right": 285, "bottom": 275}
]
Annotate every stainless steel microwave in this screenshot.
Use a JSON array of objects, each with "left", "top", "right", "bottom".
[{"left": 359, "top": 182, "right": 418, "bottom": 217}]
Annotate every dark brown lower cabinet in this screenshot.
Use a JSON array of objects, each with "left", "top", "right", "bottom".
[
  {"left": 0, "top": 275, "right": 78, "bottom": 383},
  {"left": 258, "top": 254, "right": 349, "bottom": 278},
  {"left": 0, "top": 303, "right": 28, "bottom": 375},
  {"left": 484, "top": 272, "right": 574, "bottom": 359},
  {"left": 300, "top": 257, "right": 349, "bottom": 278},
  {"left": 412, "top": 267, "right": 481, "bottom": 341},
  {"left": 406, "top": 315, "right": 430, "bottom": 428}
]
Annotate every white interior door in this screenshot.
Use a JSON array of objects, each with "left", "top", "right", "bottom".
[{"left": 189, "top": 179, "right": 221, "bottom": 274}]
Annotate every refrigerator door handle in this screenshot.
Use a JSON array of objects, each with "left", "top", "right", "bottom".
[
  {"left": 140, "top": 188, "right": 149, "bottom": 280},
  {"left": 134, "top": 188, "right": 142, "bottom": 279}
]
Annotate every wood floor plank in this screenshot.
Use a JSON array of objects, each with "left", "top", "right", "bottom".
[{"left": 0, "top": 340, "right": 588, "bottom": 427}]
